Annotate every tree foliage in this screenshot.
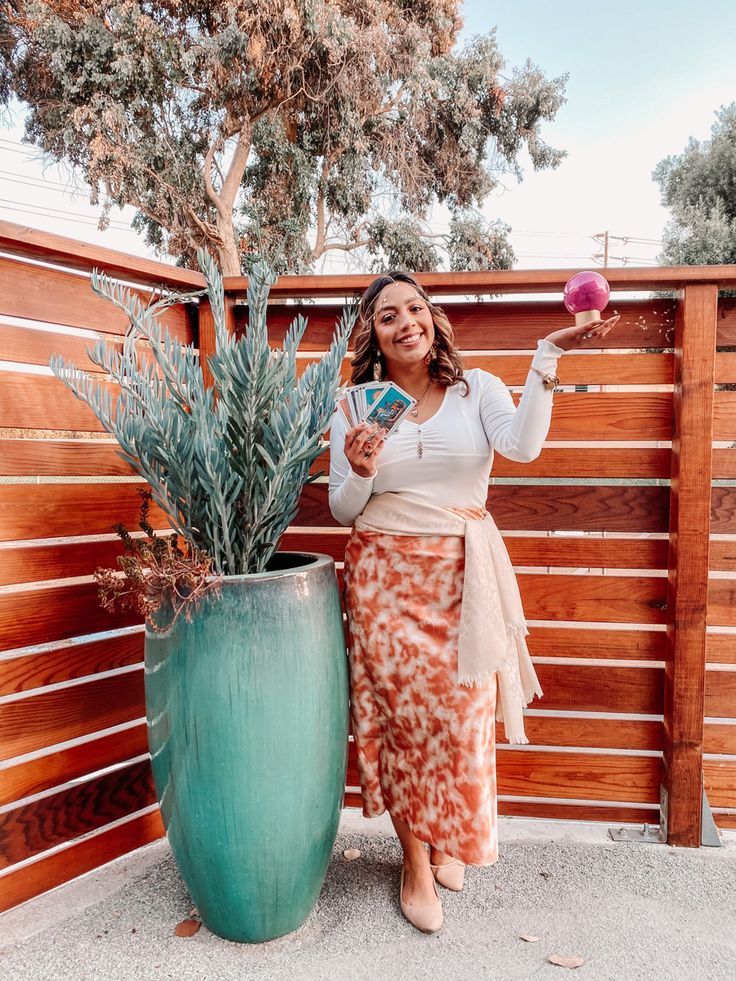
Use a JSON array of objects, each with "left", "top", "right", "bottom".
[
  {"left": 652, "top": 103, "right": 736, "bottom": 266},
  {"left": 2, "top": 1, "right": 567, "bottom": 273}
]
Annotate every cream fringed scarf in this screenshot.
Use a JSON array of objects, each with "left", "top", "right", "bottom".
[{"left": 354, "top": 492, "right": 543, "bottom": 745}]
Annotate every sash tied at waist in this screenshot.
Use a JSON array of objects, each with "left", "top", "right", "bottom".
[{"left": 354, "top": 492, "right": 543, "bottom": 744}]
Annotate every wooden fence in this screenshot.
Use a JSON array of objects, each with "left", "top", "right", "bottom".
[{"left": 1, "top": 219, "right": 735, "bottom": 913}]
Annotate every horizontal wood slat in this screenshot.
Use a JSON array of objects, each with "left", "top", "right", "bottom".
[
  {"left": 0, "top": 724, "right": 148, "bottom": 807},
  {"left": 507, "top": 716, "right": 662, "bottom": 751},
  {"left": 251, "top": 300, "right": 678, "bottom": 350},
  {"left": 296, "top": 483, "right": 671, "bottom": 533},
  {"left": 519, "top": 575, "right": 668, "bottom": 626},
  {"left": 0, "top": 219, "right": 203, "bottom": 290},
  {"left": 0, "top": 581, "right": 141, "bottom": 652},
  {"left": 708, "top": 579, "right": 736, "bottom": 627},
  {"left": 496, "top": 800, "right": 661, "bottom": 824},
  {"left": 709, "top": 540, "right": 736, "bottom": 573},
  {"left": 0, "top": 537, "right": 128, "bottom": 587},
  {"left": 0, "top": 807, "right": 164, "bottom": 914},
  {"left": 706, "top": 634, "right": 736, "bottom": 665},
  {"left": 0, "top": 256, "right": 192, "bottom": 335},
  {"left": 496, "top": 749, "right": 662, "bottom": 803},
  {"left": 703, "top": 723, "right": 736, "bottom": 755},
  {"left": 0, "top": 483, "right": 168, "bottom": 542},
  {"left": 0, "top": 372, "right": 110, "bottom": 432},
  {"left": 714, "top": 392, "right": 736, "bottom": 439},
  {"left": 711, "top": 488, "right": 736, "bottom": 534},
  {"left": 531, "top": 664, "right": 663, "bottom": 714},
  {"left": 0, "top": 631, "right": 143, "bottom": 695},
  {"left": 0, "top": 758, "right": 156, "bottom": 869},
  {"left": 280, "top": 531, "right": 671, "bottom": 571},
  {"left": 1, "top": 320, "right": 193, "bottom": 372},
  {"left": 704, "top": 669, "right": 736, "bottom": 717},
  {"left": 526, "top": 626, "right": 666, "bottom": 661},
  {"left": 0, "top": 439, "right": 134, "bottom": 478},
  {"left": 703, "top": 760, "right": 736, "bottom": 808},
  {"left": 0, "top": 670, "right": 144, "bottom": 762}
]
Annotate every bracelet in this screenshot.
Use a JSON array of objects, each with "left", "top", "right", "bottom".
[{"left": 530, "top": 366, "right": 560, "bottom": 391}]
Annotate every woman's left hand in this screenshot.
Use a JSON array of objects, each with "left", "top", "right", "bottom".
[{"left": 543, "top": 313, "right": 621, "bottom": 352}]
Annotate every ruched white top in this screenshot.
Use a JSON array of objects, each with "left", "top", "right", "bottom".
[{"left": 328, "top": 338, "right": 566, "bottom": 526}]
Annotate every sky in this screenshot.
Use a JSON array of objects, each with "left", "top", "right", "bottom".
[{"left": 1, "top": 1, "right": 735, "bottom": 271}]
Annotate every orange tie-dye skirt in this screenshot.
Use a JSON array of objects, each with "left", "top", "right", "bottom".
[{"left": 343, "top": 516, "right": 499, "bottom": 867}]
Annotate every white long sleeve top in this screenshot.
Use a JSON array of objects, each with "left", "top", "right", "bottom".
[{"left": 328, "top": 338, "right": 566, "bottom": 526}]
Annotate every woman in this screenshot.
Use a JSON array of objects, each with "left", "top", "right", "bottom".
[{"left": 328, "top": 271, "right": 619, "bottom": 934}]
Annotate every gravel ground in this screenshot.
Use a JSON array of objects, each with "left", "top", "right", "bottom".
[{"left": 2, "top": 819, "right": 735, "bottom": 981}]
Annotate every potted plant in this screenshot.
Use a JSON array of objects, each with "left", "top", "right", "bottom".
[{"left": 51, "top": 252, "right": 354, "bottom": 943}]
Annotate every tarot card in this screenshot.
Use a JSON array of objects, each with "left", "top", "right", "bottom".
[
  {"left": 336, "top": 393, "right": 354, "bottom": 426},
  {"left": 364, "top": 383, "right": 386, "bottom": 409},
  {"left": 363, "top": 383, "right": 416, "bottom": 438}
]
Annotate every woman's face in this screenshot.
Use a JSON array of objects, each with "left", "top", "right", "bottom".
[{"left": 371, "top": 281, "right": 435, "bottom": 374}]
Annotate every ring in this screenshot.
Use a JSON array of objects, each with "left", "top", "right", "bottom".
[
  {"left": 583, "top": 331, "right": 592, "bottom": 339},
  {"left": 363, "top": 449, "right": 373, "bottom": 457}
]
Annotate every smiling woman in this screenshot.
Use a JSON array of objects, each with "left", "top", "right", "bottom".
[{"left": 328, "top": 269, "right": 618, "bottom": 934}]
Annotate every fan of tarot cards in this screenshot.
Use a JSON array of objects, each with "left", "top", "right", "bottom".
[{"left": 335, "top": 381, "right": 417, "bottom": 438}]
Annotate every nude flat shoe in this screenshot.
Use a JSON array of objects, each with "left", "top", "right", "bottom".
[
  {"left": 430, "top": 858, "right": 465, "bottom": 892},
  {"left": 399, "top": 868, "right": 444, "bottom": 934}
]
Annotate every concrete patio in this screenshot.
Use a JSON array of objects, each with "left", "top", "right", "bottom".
[{"left": 1, "top": 812, "right": 735, "bottom": 981}]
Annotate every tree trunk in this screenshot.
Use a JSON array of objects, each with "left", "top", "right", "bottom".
[{"left": 215, "top": 213, "right": 241, "bottom": 276}]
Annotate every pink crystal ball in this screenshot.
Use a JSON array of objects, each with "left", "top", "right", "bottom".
[{"left": 563, "top": 271, "right": 610, "bottom": 315}]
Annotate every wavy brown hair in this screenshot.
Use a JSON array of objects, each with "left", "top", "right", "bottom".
[{"left": 350, "top": 271, "right": 469, "bottom": 395}]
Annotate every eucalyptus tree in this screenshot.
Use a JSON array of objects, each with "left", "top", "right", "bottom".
[
  {"left": 653, "top": 103, "right": 736, "bottom": 266},
  {"left": 2, "top": 1, "right": 567, "bottom": 272}
]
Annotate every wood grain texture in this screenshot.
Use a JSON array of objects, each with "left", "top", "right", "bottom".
[
  {"left": 704, "top": 668, "right": 736, "bottom": 718},
  {"left": 495, "top": 749, "right": 662, "bottom": 803},
  {"left": 0, "top": 219, "right": 203, "bottom": 289},
  {"left": 281, "top": 530, "right": 669, "bottom": 571},
  {"left": 518, "top": 574, "right": 668, "bottom": 625},
  {"left": 0, "top": 256, "right": 192, "bottom": 335},
  {"left": 525, "top": 626, "right": 666, "bottom": 661},
  {"left": 0, "top": 670, "right": 144, "bottom": 761},
  {"left": 0, "top": 439, "right": 135, "bottom": 478},
  {"left": 224, "top": 270, "right": 736, "bottom": 296},
  {"left": 708, "top": 579, "right": 736, "bottom": 626},
  {"left": 703, "top": 722, "right": 736, "bottom": 755},
  {"left": 0, "top": 631, "right": 143, "bottom": 695},
  {"left": 0, "top": 581, "right": 141, "bottom": 652},
  {"left": 295, "top": 482, "right": 670, "bottom": 533},
  {"left": 501, "top": 716, "right": 662, "bottom": 751},
  {"left": 0, "top": 807, "right": 164, "bottom": 914},
  {"left": 530, "top": 664, "right": 663, "bottom": 714},
  {"left": 702, "top": 759, "right": 736, "bottom": 808},
  {"left": 0, "top": 372, "right": 111, "bottom": 432},
  {"left": 0, "top": 483, "right": 169, "bottom": 542},
  {"left": 0, "top": 537, "right": 128, "bottom": 587},
  {"left": 1, "top": 320, "right": 193, "bottom": 371},
  {"left": 706, "top": 634, "right": 736, "bottom": 665},
  {"left": 0, "top": 724, "right": 148, "bottom": 807},
  {"left": 662, "top": 283, "right": 718, "bottom": 847},
  {"left": 711, "top": 487, "right": 736, "bottom": 534},
  {"left": 496, "top": 800, "right": 661, "bottom": 824},
  {"left": 0, "top": 758, "right": 156, "bottom": 869}
]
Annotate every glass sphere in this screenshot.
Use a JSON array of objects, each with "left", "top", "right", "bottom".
[{"left": 563, "top": 271, "right": 610, "bottom": 314}]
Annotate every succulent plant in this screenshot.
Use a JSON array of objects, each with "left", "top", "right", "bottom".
[{"left": 51, "top": 250, "right": 354, "bottom": 575}]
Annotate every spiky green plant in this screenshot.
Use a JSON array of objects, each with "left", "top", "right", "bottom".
[{"left": 51, "top": 250, "right": 354, "bottom": 575}]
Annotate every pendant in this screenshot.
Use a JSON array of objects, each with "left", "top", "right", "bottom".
[
  {"left": 417, "top": 427, "right": 423, "bottom": 459},
  {"left": 410, "top": 407, "right": 419, "bottom": 417}
]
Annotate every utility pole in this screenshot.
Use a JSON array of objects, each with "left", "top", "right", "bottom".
[{"left": 592, "top": 230, "right": 610, "bottom": 267}]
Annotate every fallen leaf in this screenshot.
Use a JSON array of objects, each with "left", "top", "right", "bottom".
[
  {"left": 343, "top": 848, "right": 361, "bottom": 861},
  {"left": 174, "top": 919, "right": 201, "bottom": 937},
  {"left": 519, "top": 934, "right": 540, "bottom": 943},
  {"left": 548, "top": 954, "right": 585, "bottom": 968}
]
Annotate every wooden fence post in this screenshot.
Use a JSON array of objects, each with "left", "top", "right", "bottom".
[
  {"left": 661, "top": 283, "right": 719, "bottom": 846},
  {"left": 198, "top": 295, "right": 237, "bottom": 389}
]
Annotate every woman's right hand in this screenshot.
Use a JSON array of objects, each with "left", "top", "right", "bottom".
[{"left": 345, "top": 422, "right": 385, "bottom": 477}]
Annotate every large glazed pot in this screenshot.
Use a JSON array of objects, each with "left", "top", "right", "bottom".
[{"left": 144, "top": 553, "right": 349, "bottom": 943}]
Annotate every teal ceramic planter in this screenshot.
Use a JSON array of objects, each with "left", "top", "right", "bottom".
[{"left": 144, "top": 553, "right": 349, "bottom": 943}]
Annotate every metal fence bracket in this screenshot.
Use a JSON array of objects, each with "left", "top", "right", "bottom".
[{"left": 608, "top": 822, "right": 665, "bottom": 843}]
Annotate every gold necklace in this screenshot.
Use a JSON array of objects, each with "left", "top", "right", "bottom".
[{"left": 409, "top": 379, "right": 433, "bottom": 417}]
